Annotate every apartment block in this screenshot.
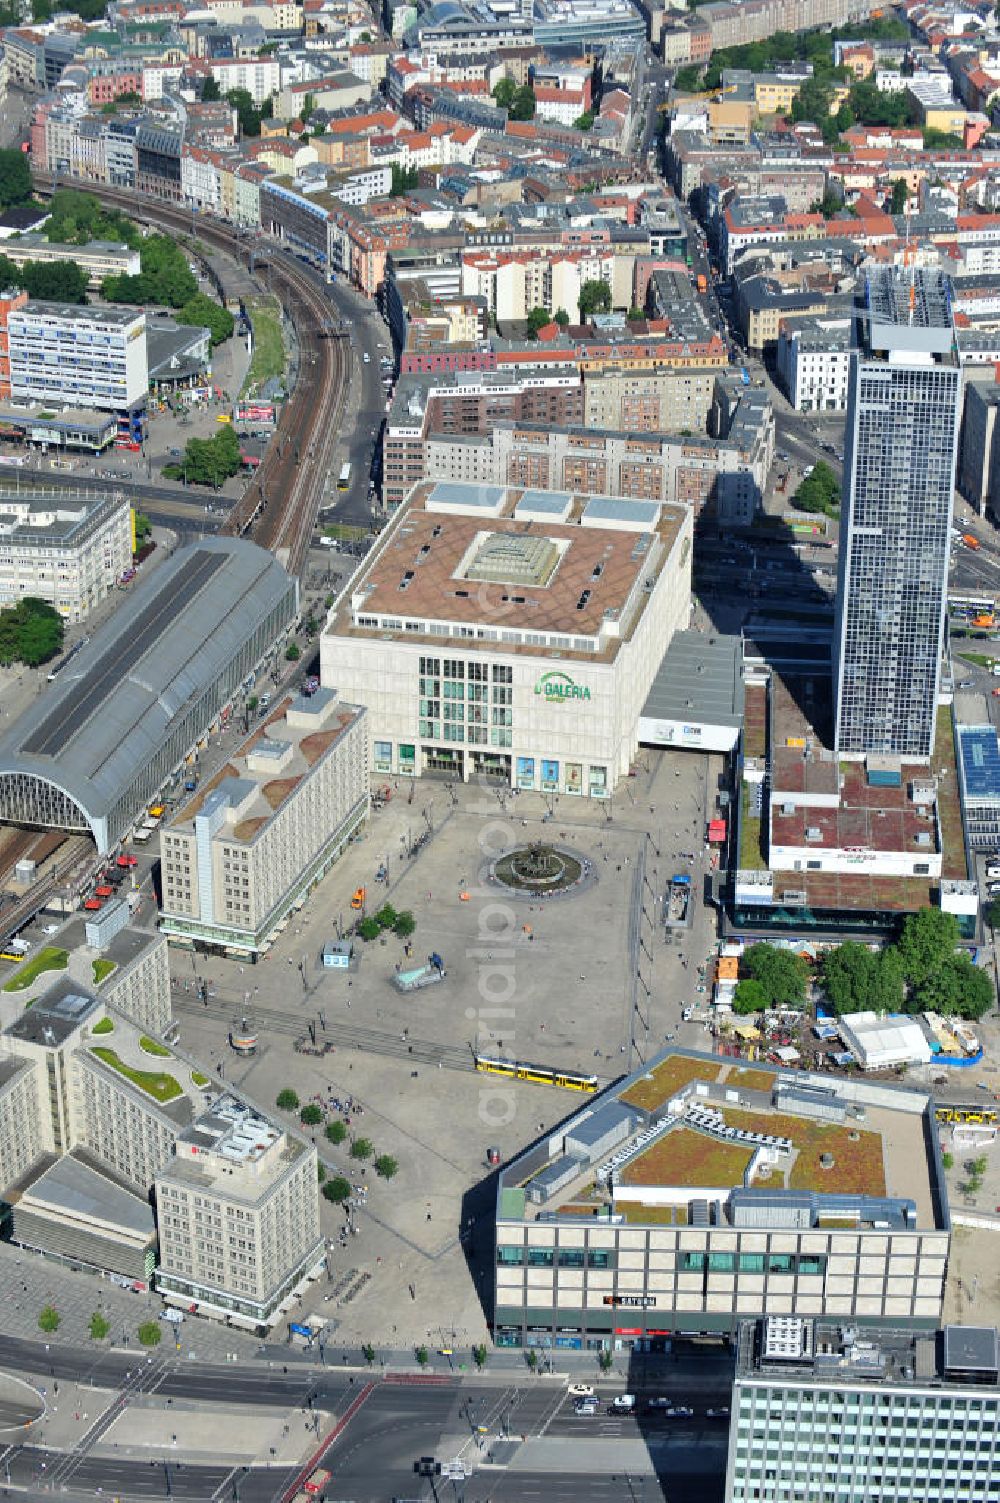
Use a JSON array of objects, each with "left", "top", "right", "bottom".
[
  {"left": 0, "top": 489, "right": 132, "bottom": 621},
  {"left": 159, "top": 689, "right": 369, "bottom": 958},
  {"left": 155, "top": 1096, "right": 324, "bottom": 1325},
  {"left": 6, "top": 302, "right": 148, "bottom": 418},
  {"left": 726, "top": 1317, "right": 1000, "bottom": 1503}
]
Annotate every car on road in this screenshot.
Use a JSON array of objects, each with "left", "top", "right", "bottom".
[
  {"left": 665, "top": 1405, "right": 694, "bottom": 1418},
  {"left": 575, "top": 1400, "right": 599, "bottom": 1416},
  {"left": 646, "top": 1397, "right": 674, "bottom": 1410},
  {"left": 608, "top": 1395, "right": 636, "bottom": 1412},
  {"left": 706, "top": 1407, "right": 729, "bottom": 1419},
  {"left": 363, "top": 351, "right": 370, "bottom": 363},
  {"left": 169, "top": 447, "right": 182, "bottom": 457},
  {"left": 569, "top": 1384, "right": 595, "bottom": 1399}
]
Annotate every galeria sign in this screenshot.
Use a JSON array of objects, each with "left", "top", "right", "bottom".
[{"left": 534, "top": 671, "right": 591, "bottom": 703}]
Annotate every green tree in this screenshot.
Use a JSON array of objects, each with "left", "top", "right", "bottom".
[
  {"left": 134, "top": 511, "right": 152, "bottom": 549},
  {"left": 793, "top": 462, "right": 841, "bottom": 518},
  {"left": 897, "top": 909, "right": 960, "bottom": 989},
  {"left": 915, "top": 953, "right": 993, "bottom": 1020},
  {"left": 276, "top": 1088, "right": 299, "bottom": 1110},
  {"left": 743, "top": 943, "right": 808, "bottom": 1008},
  {"left": 389, "top": 163, "right": 420, "bottom": 196},
  {"left": 526, "top": 1349, "right": 538, "bottom": 1371},
  {"left": 673, "top": 64, "right": 703, "bottom": 92},
  {"left": 553, "top": 308, "right": 570, "bottom": 325},
  {"left": 374, "top": 903, "right": 398, "bottom": 931},
  {"left": 285, "top": 641, "right": 300, "bottom": 661},
  {"left": 941, "top": 1151, "right": 954, "bottom": 1171},
  {"left": 228, "top": 87, "right": 264, "bottom": 138},
  {"left": 492, "top": 76, "right": 516, "bottom": 110},
  {"left": 357, "top": 916, "right": 380, "bottom": 941},
  {"left": 393, "top": 911, "right": 416, "bottom": 938},
  {"left": 573, "top": 110, "right": 594, "bottom": 130},
  {"left": 317, "top": 1161, "right": 326, "bottom": 1183},
  {"left": 416, "top": 1345, "right": 429, "bottom": 1367},
  {"left": 137, "top": 1321, "right": 162, "bottom": 1348},
  {"left": 627, "top": 306, "right": 645, "bottom": 320},
  {"left": 178, "top": 291, "right": 234, "bottom": 346},
  {"left": 820, "top": 942, "right": 904, "bottom": 1015},
  {"left": 510, "top": 84, "right": 536, "bottom": 121},
  {"left": 923, "top": 126, "right": 963, "bottom": 149},
  {"left": 791, "top": 75, "right": 836, "bottom": 129},
  {"left": 38, "top": 1305, "right": 60, "bottom": 1333},
  {"left": 0, "top": 149, "right": 31, "bottom": 209},
  {"left": 300, "top": 1103, "right": 323, "bottom": 1126},
  {"left": 326, "top": 1119, "right": 347, "bottom": 1144},
  {"left": 374, "top": 1154, "right": 398, "bottom": 1179},
  {"left": 525, "top": 306, "right": 551, "bottom": 339},
  {"left": 986, "top": 897, "right": 1000, "bottom": 931},
  {"left": 323, "top": 1176, "right": 351, "bottom": 1203},
  {"left": 0, "top": 597, "right": 64, "bottom": 667},
  {"left": 732, "top": 978, "right": 767, "bottom": 1015},
  {"left": 164, "top": 425, "right": 241, "bottom": 488},
  {"left": 889, "top": 177, "right": 909, "bottom": 215},
  {"left": 473, "top": 1343, "right": 487, "bottom": 1369},
  {"left": 362, "top": 1342, "right": 376, "bottom": 1365},
  {"left": 598, "top": 1348, "right": 613, "bottom": 1372},
  {"left": 351, "top": 1136, "right": 373, "bottom": 1160},
  {"left": 89, "top": 1311, "right": 110, "bottom": 1341},
  {"left": 578, "top": 279, "right": 612, "bottom": 319},
  {"left": 20, "top": 259, "right": 88, "bottom": 303},
  {"left": 202, "top": 77, "right": 221, "bottom": 102}
]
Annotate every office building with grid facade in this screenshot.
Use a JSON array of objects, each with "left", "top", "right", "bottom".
[
  {"left": 726, "top": 1317, "right": 1000, "bottom": 1503},
  {"left": 833, "top": 270, "right": 961, "bottom": 760}
]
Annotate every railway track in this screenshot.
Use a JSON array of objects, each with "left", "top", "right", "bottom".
[
  {"left": 173, "top": 989, "right": 476, "bottom": 1072},
  {"left": 0, "top": 833, "right": 92, "bottom": 946},
  {"left": 31, "top": 176, "right": 352, "bottom": 577}
]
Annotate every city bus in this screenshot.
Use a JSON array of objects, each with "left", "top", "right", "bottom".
[{"left": 338, "top": 462, "right": 351, "bottom": 491}]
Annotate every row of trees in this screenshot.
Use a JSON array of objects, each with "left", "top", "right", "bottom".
[
  {"left": 356, "top": 902, "right": 415, "bottom": 942},
  {"left": 40, "top": 1306, "right": 162, "bottom": 1346},
  {"left": 0, "top": 597, "right": 64, "bottom": 667},
  {"left": 732, "top": 911, "right": 993, "bottom": 1022},
  {"left": 0, "top": 252, "right": 88, "bottom": 304},
  {"left": 275, "top": 1089, "right": 399, "bottom": 1192}
]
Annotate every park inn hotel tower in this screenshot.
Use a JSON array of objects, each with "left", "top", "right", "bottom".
[{"left": 833, "top": 268, "right": 962, "bottom": 761}]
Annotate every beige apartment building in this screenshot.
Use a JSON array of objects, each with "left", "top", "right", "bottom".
[
  {"left": 159, "top": 688, "right": 368, "bottom": 958},
  {"left": 155, "top": 1096, "right": 324, "bottom": 1326},
  {"left": 0, "top": 982, "right": 322, "bottom": 1307},
  {"left": 0, "top": 490, "right": 133, "bottom": 622}
]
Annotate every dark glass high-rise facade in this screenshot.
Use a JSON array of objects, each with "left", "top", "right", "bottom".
[{"left": 833, "top": 269, "right": 961, "bottom": 759}]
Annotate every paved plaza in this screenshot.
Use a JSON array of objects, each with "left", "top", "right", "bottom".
[{"left": 169, "top": 749, "right": 724, "bottom": 1348}]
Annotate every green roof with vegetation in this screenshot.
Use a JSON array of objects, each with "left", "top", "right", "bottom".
[
  {"left": 90, "top": 1047, "right": 182, "bottom": 1104},
  {"left": 2, "top": 947, "right": 68, "bottom": 993}
]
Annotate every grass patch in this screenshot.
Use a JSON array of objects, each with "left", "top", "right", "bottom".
[
  {"left": 139, "top": 1035, "right": 171, "bottom": 1057},
  {"left": 722, "top": 1106, "right": 885, "bottom": 1196},
  {"left": 91, "top": 1047, "right": 182, "bottom": 1104},
  {"left": 2, "top": 947, "right": 68, "bottom": 993},
  {"left": 620, "top": 1127, "right": 752, "bottom": 1189},
  {"left": 958, "top": 652, "right": 994, "bottom": 668},
  {"left": 727, "top": 1066, "right": 776, "bottom": 1093},
  {"left": 617, "top": 1202, "right": 688, "bottom": 1225},
  {"left": 739, "top": 782, "right": 766, "bottom": 871},
  {"left": 191, "top": 1071, "right": 210, "bottom": 1087},
  {"left": 322, "top": 522, "right": 369, "bottom": 542},
  {"left": 91, "top": 1016, "right": 114, "bottom": 1035},
  {"left": 240, "top": 295, "right": 285, "bottom": 397},
  {"left": 92, "top": 959, "right": 116, "bottom": 985},
  {"left": 620, "top": 1054, "right": 721, "bottom": 1113}
]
